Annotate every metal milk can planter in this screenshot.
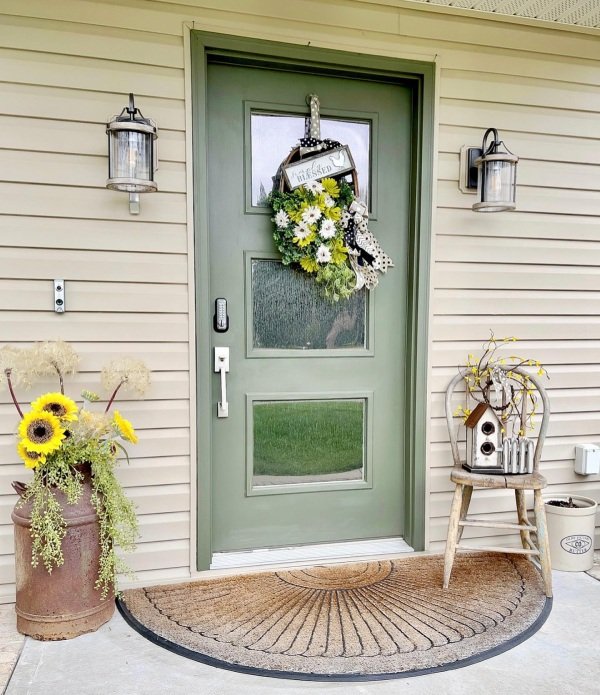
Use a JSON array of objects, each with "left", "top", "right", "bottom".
[
  {"left": 544, "top": 495, "right": 597, "bottom": 572},
  {"left": 11, "top": 465, "right": 114, "bottom": 641}
]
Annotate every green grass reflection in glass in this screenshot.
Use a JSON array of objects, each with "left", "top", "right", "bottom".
[{"left": 253, "top": 400, "right": 364, "bottom": 477}]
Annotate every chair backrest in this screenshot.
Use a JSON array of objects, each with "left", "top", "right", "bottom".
[{"left": 444, "top": 365, "right": 550, "bottom": 472}]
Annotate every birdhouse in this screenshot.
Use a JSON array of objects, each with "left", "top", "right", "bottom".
[{"left": 464, "top": 402, "right": 503, "bottom": 474}]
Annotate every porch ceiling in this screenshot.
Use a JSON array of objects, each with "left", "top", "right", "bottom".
[{"left": 406, "top": 0, "right": 600, "bottom": 28}]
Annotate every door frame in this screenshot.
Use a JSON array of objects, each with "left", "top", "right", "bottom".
[{"left": 191, "top": 30, "right": 434, "bottom": 570}]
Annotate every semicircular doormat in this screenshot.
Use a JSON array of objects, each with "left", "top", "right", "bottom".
[{"left": 117, "top": 552, "right": 551, "bottom": 682}]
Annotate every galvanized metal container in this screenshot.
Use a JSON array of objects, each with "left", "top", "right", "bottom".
[{"left": 11, "top": 466, "right": 114, "bottom": 640}]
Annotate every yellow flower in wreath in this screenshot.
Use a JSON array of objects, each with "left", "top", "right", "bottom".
[
  {"left": 300, "top": 257, "right": 319, "bottom": 273},
  {"left": 331, "top": 238, "right": 348, "bottom": 265},
  {"left": 31, "top": 392, "right": 79, "bottom": 422},
  {"left": 113, "top": 410, "right": 138, "bottom": 444},
  {"left": 321, "top": 178, "right": 340, "bottom": 198},
  {"left": 324, "top": 206, "right": 342, "bottom": 222},
  {"left": 18, "top": 410, "right": 65, "bottom": 455}
]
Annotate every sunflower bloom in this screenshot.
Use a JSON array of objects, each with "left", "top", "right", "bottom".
[
  {"left": 113, "top": 411, "right": 138, "bottom": 444},
  {"left": 31, "top": 392, "right": 79, "bottom": 422},
  {"left": 18, "top": 411, "right": 65, "bottom": 455},
  {"left": 17, "top": 441, "right": 46, "bottom": 469}
]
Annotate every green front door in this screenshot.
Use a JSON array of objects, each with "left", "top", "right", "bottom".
[{"left": 205, "top": 59, "right": 413, "bottom": 554}]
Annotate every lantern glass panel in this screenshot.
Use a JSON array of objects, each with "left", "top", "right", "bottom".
[
  {"left": 109, "top": 130, "right": 153, "bottom": 191},
  {"left": 481, "top": 159, "right": 515, "bottom": 204}
]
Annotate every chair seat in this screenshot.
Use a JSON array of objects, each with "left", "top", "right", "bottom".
[{"left": 450, "top": 466, "right": 547, "bottom": 490}]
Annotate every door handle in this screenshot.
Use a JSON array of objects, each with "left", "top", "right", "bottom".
[{"left": 214, "top": 347, "right": 230, "bottom": 418}]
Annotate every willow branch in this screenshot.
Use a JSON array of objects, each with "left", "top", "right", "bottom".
[
  {"left": 52, "top": 363, "right": 65, "bottom": 394},
  {"left": 5, "top": 370, "right": 24, "bottom": 418},
  {"left": 104, "top": 380, "right": 125, "bottom": 414}
]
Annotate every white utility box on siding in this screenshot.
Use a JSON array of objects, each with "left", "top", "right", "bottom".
[{"left": 574, "top": 444, "right": 600, "bottom": 475}]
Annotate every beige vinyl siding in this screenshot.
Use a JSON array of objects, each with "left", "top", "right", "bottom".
[
  {"left": 0, "top": 5, "right": 190, "bottom": 604},
  {"left": 431, "top": 38, "right": 600, "bottom": 548},
  {"left": 0, "top": 0, "right": 598, "bottom": 602}
]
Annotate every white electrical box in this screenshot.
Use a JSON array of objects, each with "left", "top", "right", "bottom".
[{"left": 574, "top": 444, "right": 600, "bottom": 475}]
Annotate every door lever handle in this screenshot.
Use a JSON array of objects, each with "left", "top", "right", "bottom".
[{"left": 214, "top": 347, "right": 230, "bottom": 418}]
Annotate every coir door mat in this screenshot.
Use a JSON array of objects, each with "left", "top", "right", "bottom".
[{"left": 117, "top": 552, "right": 551, "bottom": 682}]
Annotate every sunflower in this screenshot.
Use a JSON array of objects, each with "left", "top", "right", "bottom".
[
  {"left": 113, "top": 411, "right": 138, "bottom": 444},
  {"left": 31, "top": 392, "right": 78, "bottom": 422},
  {"left": 17, "top": 441, "right": 46, "bottom": 469},
  {"left": 18, "top": 410, "right": 65, "bottom": 454}
]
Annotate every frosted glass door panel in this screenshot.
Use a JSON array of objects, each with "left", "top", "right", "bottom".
[
  {"left": 252, "top": 259, "right": 366, "bottom": 350},
  {"left": 252, "top": 399, "right": 365, "bottom": 487},
  {"left": 251, "top": 113, "right": 370, "bottom": 206}
]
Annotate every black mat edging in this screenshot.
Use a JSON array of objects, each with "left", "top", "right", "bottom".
[{"left": 116, "top": 594, "right": 552, "bottom": 682}]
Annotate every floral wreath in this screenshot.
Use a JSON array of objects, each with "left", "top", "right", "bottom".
[{"left": 267, "top": 95, "right": 393, "bottom": 302}]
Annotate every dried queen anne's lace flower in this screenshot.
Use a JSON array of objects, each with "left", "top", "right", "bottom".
[
  {"left": 0, "top": 346, "right": 33, "bottom": 390},
  {"left": 31, "top": 341, "right": 80, "bottom": 381},
  {"left": 101, "top": 357, "right": 151, "bottom": 399}
]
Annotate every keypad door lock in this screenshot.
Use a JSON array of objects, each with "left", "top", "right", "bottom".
[{"left": 213, "top": 298, "right": 229, "bottom": 332}]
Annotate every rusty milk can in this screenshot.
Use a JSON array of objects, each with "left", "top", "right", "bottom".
[{"left": 11, "top": 465, "right": 114, "bottom": 640}]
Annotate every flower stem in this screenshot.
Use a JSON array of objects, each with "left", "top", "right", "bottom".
[
  {"left": 53, "top": 363, "right": 64, "bottom": 394},
  {"left": 5, "top": 370, "right": 24, "bottom": 418},
  {"left": 105, "top": 380, "right": 125, "bottom": 414}
]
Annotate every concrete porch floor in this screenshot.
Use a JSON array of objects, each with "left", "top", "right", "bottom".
[{"left": 3, "top": 562, "right": 600, "bottom": 695}]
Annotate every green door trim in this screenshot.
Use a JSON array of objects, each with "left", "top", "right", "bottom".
[{"left": 191, "top": 31, "right": 434, "bottom": 570}]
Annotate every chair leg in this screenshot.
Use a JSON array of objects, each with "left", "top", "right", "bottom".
[
  {"left": 533, "top": 489, "right": 553, "bottom": 598},
  {"left": 515, "top": 489, "right": 533, "bottom": 552},
  {"left": 443, "top": 484, "right": 465, "bottom": 589},
  {"left": 456, "top": 485, "right": 473, "bottom": 543}
]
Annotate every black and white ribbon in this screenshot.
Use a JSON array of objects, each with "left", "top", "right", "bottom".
[
  {"left": 300, "top": 94, "right": 344, "bottom": 156},
  {"left": 342, "top": 200, "right": 393, "bottom": 291}
]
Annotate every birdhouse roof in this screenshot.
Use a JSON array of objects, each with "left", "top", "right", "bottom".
[{"left": 464, "top": 402, "right": 499, "bottom": 429}]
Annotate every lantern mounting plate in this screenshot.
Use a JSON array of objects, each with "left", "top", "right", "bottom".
[
  {"left": 459, "top": 145, "right": 482, "bottom": 194},
  {"left": 466, "top": 147, "right": 482, "bottom": 190}
]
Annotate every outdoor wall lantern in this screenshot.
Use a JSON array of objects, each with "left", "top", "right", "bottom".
[
  {"left": 106, "top": 93, "right": 158, "bottom": 215},
  {"left": 464, "top": 128, "right": 518, "bottom": 212}
]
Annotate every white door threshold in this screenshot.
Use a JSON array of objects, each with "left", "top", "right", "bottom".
[{"left": 210, "top": 537, "right": 414, "bottom": 570}]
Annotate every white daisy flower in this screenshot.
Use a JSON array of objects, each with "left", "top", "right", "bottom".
[
  {"left": 274, "top": 210, "right": 289, "bottom": 228},
  {"left": 293, "top": 222, "right": 312, "bottom": 240},
  {"left": 304, "top": 181, "right": 324, "bottom": 194},
  {"left": 323, "top": 195, "right": 335, "bottom": 208},
  {"left": 301, "top": 206, "right": 322, "bottom": 225},
  {"left": 319, "top": 219, "right": 336, "bottom": 240},
  {"left": 316, "top": 244, "right": 332, "bottom": 264}
]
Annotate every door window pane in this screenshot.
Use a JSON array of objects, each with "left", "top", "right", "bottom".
[
  {"left": 252, "top": 399, "right": 365, "bottom": 487},
  {"left": 251, "top": 113, "right": 370, "bottom": 206},
  {"left": 252, "top": 259, "right": 366, "bottom": 350}
]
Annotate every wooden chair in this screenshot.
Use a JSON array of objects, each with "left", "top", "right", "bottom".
[{"left": 443, "top": 365, "right": 553, "bottom": 598}]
